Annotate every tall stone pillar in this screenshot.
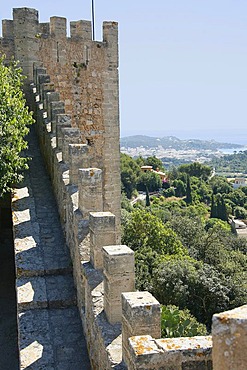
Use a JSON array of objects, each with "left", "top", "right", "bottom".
[
  {"left": 78, "top": 168, "right": 103, "bottom": 218},
  {"left": 13, "top": 8, "right": 39, "bottom": 96},
  {"left": 102, "top": 22, "right": 121, "bottom": 243},
  {"left": 89, "top": 212, "right": 117, "bottom": 270},
  {"left": 68, "top": 144, "right": 89, "bottom": 185},
  {"left": 103, "top": 245, "right": 135, "bottom": 324}
]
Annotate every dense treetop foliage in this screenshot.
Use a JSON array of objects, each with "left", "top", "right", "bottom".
[
  {"left": 0, "top": 56, "right": 34, "bottom": 196},
  {"left": 211, "top": 150, "right": 247, "bottom": 174},
  {"left": 121, "top": 153, "right": 247, "bottom": 331},
  {"left": 121, "top": 154, "right": 163, "bottom": 198}
]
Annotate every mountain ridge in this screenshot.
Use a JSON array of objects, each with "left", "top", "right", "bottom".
[{"left": 120, "top": 135, "right": 243, "bottom": 151}]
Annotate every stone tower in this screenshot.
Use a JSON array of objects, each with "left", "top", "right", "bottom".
[{"left": 0, "top": 7, "right": 121, "bottom": 236}]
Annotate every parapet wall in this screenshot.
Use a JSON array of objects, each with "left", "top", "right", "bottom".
[
  {"left": 0, "top": 7, "right": 121, "bottom": 238},
  {"left": 2, "top": 8, "right": 247, "bottom": 370}
]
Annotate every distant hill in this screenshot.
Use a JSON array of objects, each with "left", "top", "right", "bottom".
[{"left": 120, "top": 135, "right": 243, "bottom": 151}]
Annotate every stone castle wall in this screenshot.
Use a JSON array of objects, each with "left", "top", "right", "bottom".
[
  {"left": 0, "top": 7, "right": 121, "bottom": 238},
  {"left": 1, "top": 8, "right": 247, "bottom": 370}
]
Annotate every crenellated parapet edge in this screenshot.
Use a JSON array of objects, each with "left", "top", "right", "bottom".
[
  {"left": 1, "top": 7, "right": 117, "bottom": 43},
  {"left": 31, "top": 63, "right": 247, "bottom": 370},
  {"left": 0, "top": 7, "right": 118, "bottom": 96}
]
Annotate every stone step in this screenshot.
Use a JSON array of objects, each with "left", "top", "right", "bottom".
[{"left": 17, "top": 274, "right": 77, "bottom": 311}]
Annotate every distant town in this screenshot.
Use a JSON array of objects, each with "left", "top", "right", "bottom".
[{"left": 120, "top": 135, "right": 245, "bottom": 167}]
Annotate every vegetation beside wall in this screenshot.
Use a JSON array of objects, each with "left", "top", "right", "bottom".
[
  {"left": 0, "top": 56, "right": 34, "bottom": 197},
  {"left": 121, "top": 154, "right": 247, "bottom": 330}
]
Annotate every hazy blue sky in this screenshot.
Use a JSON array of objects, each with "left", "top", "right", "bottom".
[{"left": 1, "top": 1, "right": 247, "bottom": 144}]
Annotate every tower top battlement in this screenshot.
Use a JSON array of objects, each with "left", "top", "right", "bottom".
[{"left": 1, "top": 7, "right": 118, "bottom": 43}]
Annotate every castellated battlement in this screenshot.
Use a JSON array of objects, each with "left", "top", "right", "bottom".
[
  {"left": 1, "top": 7, "right": 117, "bottom": 46},
  {"left": 1, "top": 7, "right": 247, "bottom": 370}
]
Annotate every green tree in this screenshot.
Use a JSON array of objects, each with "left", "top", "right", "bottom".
[
  {"left": 0, "top": 56, "right": 34, "bottom": 196},
  {"left": 163, "top": 187, "right": 175, "bottom": 198},
  {"left": 178, "top": 162, "right": 212, "bottom": 180},
  {"left": 145, "top": 186, "right": 150, "bottom": 207},
  {"left": 210, "top": 194, "right": 228, "bottom": 221},
  {"left": 205, "top": 218, "right": 231, "bottom": 232},
  {"left": 186, "top": 175, "right": 192, "bottom": 204},
  {"left": 137, "top": 171, "right": 162, "bottom": 192},
  {"left": 234, "top": 206, "right": 247, "bottom": 219},
  {"left": 210, "top": 176, "right": 233, "bottom": 195},
  {"left": 144, "top": 156, "right": 165, "bottom": 171},
  {"left": 227, "top": 188, "right": 247, "bottom": 207},
  {"left": 210, "top": 194, "right": 217, "bottom": 218},
  {"left": 153, "top": 256, "right": 230, "bottom": 327},
  {"left": 122, "top": 209, "right": 186, "bottom": 255},
  {"left": 120, "top": 153, "right": 140, "bottom": 198},
  {"left": 219, "top": 195, "right": 228, "bottom": 221},
  {"left": 173, "top": 179, "right": 186, "bottom": 197}
]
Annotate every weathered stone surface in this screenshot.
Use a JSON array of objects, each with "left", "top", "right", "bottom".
[
  {"left": 17, "top": 276, "right": 47, "bottom": 310},
  {"left": 124, "top": 335, "right": 212, "bottom": 370},
  {"left": 212, "top": 305, "right": 247, "bottom": 370},
  {"left": 103, "top": 245, "right": 135, "bottom": 324},
  {"left": 19, "top": 307, "right": 90, "bottom": 370},
  {"left": 68, "top": 143, "right": 89, "bottom": 185},
  {"left": 89, "top": 212, "right": 117, "bottom": 269},
  {"left": 122, "top": 291, "right": 161, "bottom": 366},
  {"left": 12, "top": 127, "right": 91, "bottom": 369},
  {"left": 78, "top": 168, "right": 103, "bottom": 218}
]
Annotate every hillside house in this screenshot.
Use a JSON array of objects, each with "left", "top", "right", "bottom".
[{"left": 141, "top": 165, "right": 166, "bottom": 181}]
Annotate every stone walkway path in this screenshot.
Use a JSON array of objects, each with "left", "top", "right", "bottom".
[{"left": 12, "top": 127, "right": 91, "bottom": 370}]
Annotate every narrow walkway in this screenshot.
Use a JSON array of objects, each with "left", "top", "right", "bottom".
[{"left": 13, "top": 127, "right": 91, "bottom": 370}]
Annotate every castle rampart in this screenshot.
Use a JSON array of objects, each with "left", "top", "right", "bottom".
[
  {"left": 1, "top": 8, "right": 247, "bottom": 369},
  {"left": 1, "top": 7, "right": 121, "bottom": 238}
]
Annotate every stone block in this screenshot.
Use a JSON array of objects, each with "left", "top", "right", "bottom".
[
  {"left": 38, "top": 74, "right": 50, "bottom": 85},
  {"left": 41, "top": 82, "right": 55, "bottom": 103},
  {"left": 56, "top": 114, "right": 72, "bottom": 150},
  {"left": 17, "top": 276, "right": 47, "bottom": 311},
  {"left": 60, "top": 127, "right": 81, "bottom": 163},
  {"left": 103, "top": 245, "right": 135, "bottom": 324},
  {"left": 212, "top": 305, "right": 247, "bottom": 370},
  {"left": 124, "top": 335, "right": 212, "bottom": 370},
  {"left": 70, "top": 20, "right": 92, "bottom": 40},
  {"left": 68, "top": 144, "right": 89, "bottom": 185},
  {"left": 2, "top": 20, "right": 14, "bottom": 38},
  {"left": 122, "top": 291, "right": 161, "bottom": 364},
  {"left": 103, "top": 245, "right": 134, "bottom": 275},
  {"left": 50, "top": 16, "right": 67, "bottom": 39},
  {"left": 78, "top": 168, "right": 103, "bottom": 218},
  {"left": 46, "top": 91, "right": 60, "bottom": 121},
  {"left": 89, "top": 213, "right": 116, "bottom": 269},
  {"left": 50, "top": 101, "right": 65, "bottom": 133}
]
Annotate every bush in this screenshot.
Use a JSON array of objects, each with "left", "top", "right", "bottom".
[
  {"left": 234, "top": 206, "right": 247, "bottom": 219},
  {"left": 161, "top": 305, "right": 207, "bottom": 338},
  {"left": 0, "top": 56, "right": 34, "bottom": 196}
]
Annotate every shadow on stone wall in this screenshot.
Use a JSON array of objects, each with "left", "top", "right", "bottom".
[{"left": 0, "top": 193, "right": 19, "bottom": 370}]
